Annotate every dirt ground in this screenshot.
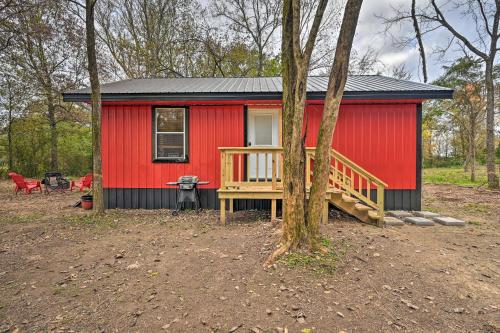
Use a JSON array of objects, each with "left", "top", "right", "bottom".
[{"left": 0, "top": 181, "right": 499, "bottom": 333}]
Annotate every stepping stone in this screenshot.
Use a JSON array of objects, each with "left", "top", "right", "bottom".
[
  {"left": 384, "top": 216, "right": 404, "bottom": 226},
  {"left": 433, "top": 216, "right": 466, "bottom": 226},
  {"left": 404, "top": 216, "right": 434, "bottom": 226},
  {"left": 387, "top": 210, "right": 413, "bottom": 219},
  {"left": 413, "top": 211, "right": 440, "bottom": 218}
]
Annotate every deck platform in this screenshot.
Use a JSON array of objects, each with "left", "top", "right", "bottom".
[{"left": 218, "top": 147, "right": 387, "bottom": 227}]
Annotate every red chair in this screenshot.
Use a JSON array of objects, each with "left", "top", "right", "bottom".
[
  {"left": 8, "top": 172, "right": 42, "bottom": 194},
  {"left": 71, "top": 173, "right": 92, "bottom": 192}
]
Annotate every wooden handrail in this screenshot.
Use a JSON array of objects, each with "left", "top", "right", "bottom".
[
  {"left": 219, "top": 147, "right": 283, "bottom": 153},
  {"left": 219, "top": 146, "right": 387, "bottom": 225},
  {"left": 305, "top": 147, "right": 388, "bottom": 188}
]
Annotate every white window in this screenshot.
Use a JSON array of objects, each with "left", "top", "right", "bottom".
[{"left": 154, "top": 107, "right": 188, "bottom": 162}]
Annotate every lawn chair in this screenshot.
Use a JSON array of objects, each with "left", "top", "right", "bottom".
[
  {"left": 42, "top": 172, "right": 71, "bottom": 194},
  {"left": 71, "top": 173, "right": 92, "bottom": 192},
  {"left": 8, "top": 172, "right": 42, "bottom": 194}
]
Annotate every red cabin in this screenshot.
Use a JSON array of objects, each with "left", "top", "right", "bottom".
[{"left": 64, "top": 76, "right": 453, "bottom": 224}]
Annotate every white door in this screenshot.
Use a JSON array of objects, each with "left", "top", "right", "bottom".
[{"left": 247, "top": 108, "right": 279, "bottom": 180}]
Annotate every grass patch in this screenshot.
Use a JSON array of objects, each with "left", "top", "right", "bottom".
[
  {"left": 423, "top": 166, "right": 487, "bottom": 187},
  {"left": 66, "top": 214, "right": 118, "bottom": 228},
  {"left": 464, "top": 202, "right": 490, "bottom": 214},
  {"left": 279, "top": 237, "right": 348, "bottom": 275},
  {"left": 53, "top": 284, "right": 82, "bottom": 298},
  {"left": 0, "top": 212, "right": 44, "bottom": 224}
]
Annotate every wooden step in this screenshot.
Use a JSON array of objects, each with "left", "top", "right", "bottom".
[
  {"left": 328, "top": 195, "right": 381, "bottom": 227},
  {"left": 354, "top": 203, "right": 371, "bottom": 212},
  {"left": 368, "top": 210, "right": 381, "bottom": 220},
  {"left": 341, "top": 194, "right": 357, "bottom": 203}
]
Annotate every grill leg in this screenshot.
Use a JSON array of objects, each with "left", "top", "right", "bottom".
[
  {"left": 172, "top": 189, "right": 181, "bottom": 216},
  {"left": 229, "top": 199, "right": 233, "bottom": 213},
  {"left": 195, "top": 189, "right": 201, "bottom": 212}
]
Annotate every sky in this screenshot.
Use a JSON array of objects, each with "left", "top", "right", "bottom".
[
  {"left": 201, "top": 0, "right": 497, "bottom": 83},
  {"left": 354, "top": 0, "right": 494, "bottom": 82}
]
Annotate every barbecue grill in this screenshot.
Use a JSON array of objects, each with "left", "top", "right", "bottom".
[{"left": 166, "top": 176, "right": 209, "bottom": 216}]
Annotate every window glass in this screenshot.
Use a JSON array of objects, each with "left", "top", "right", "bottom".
[
  {"left": 157, "top": 108, "right": 184, "bottom": 132},
  {"left": 154, "top": 108, "right": 186, "bottom": 160},
  {"left": 254, "top": 114, "right": 273, "bottom": 145}
]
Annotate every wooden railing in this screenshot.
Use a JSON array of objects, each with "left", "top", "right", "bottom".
[
  {"left": 306, "top": 148, "right": 388, "bottom": 220},
  {"left": 219, "top": 147, "right": 284, "bottom": 190},
  {"left": 219, "top": 146, "right": 387, "bottom": 221}
]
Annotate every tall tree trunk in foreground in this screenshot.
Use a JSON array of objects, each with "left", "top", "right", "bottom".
[
  {"left": 6, "top": 77, "right": 14, "bottom": 171},
  {"left": 86, "top": 0, "right": 104, "bottom": 215},
  {"left": 267, "top": 0, "right": 362, "bottom": 264},
  {"left": 469, "top": 117, "right": 476, "bottom": 182},
  {"left": 46, "top": 88, "right": 58, "bottom": 170},
  {"left": 306, "top": 0, "right": 363, "bottom": 248},
  {"left": 411, "top": 0, "right": 427, "bottom": 83},
  {"left": 484, "top": 58, "right": 498, "bottom": 188}
]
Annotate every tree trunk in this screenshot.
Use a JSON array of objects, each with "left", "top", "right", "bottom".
[
  {"left": 86, "top": 0, "right": 105, "bottom": 215},
  {"left": 411, "top": 0, "right": 427, "bottom": 83},
  {"left": 268, "top": 0, "right": 361, "bottom": 264},
  {"left": 257, "top": 45, "right": 264, "bottom": 77},
  {"left": 469, "top": 121, "right": 475, "bottom": 182},
  {"left": 306, "top": 0, "right": 363, "bottom": 247},
  {"left": 485, "top": 60, "right": 499, "bottom": 189},
  {"left": 7, "top": 80, "right": 13, "bottom": 171},
  {"left": 47, "top": 89, "right": 58, "bottom": 170},
  {"left": 279, "top": 0, "right": 308, "bottom": 255}
]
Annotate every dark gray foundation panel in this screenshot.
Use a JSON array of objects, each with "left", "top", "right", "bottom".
[{"left": 104, "top": 188, "right": 420, "bottom": 211}]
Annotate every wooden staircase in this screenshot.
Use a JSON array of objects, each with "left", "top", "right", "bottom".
[
  {"left": 307, "top": 148, "right": 388, "bottom": 226},
  {"left": 218, "top": 147, "right": 388, "bottom": 226}
]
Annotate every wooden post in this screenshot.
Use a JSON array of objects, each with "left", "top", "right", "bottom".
[
  {"left": 220, "top": 199, "right": 226, "bottom": 225},
  {"left": 377, "top": 185, "right": 384, "bottom": 227},
  {"left": 229, "top": 199, "right": 234, "bottom": 213},
  {"left": 271, "top": 199, "right": 277, "bottom": 222},
  {"left": 272, "top": 152, "right": 277, "bottom": 190},
  {"left": 220, "top": 152, "right": 226, "bottom": 190},
  {"left": 306, "top": 152, "right": 311, "bottom": 188},
  {"left": 322, "top": 200, "right": 329, "bottom": 224}
]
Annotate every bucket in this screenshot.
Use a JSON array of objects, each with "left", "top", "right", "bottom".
[{"left": 81, "top": 195, "right": 93, "bottom": 210}]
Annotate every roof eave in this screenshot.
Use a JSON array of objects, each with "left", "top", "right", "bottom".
[{"left": 62, "top": 90, "right": 454, "bottom": 103}]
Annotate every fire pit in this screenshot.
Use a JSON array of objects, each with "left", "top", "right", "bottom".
[{"left": 166, "top": 176, "right": 209, "bottom": 216}]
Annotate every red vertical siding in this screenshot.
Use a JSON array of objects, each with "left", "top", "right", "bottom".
[
  {"left": 102, "top": 101, "right": 416, "bottom": 191},
  {"left": 305, "top": 103, "right": 416, "bottom": 189},
  {"left": 102, "top": 104, "right": 244, "bottom": 189}
]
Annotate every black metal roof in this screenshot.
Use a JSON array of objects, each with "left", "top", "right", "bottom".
[{"left": 63, "top": 75, "right": 454, "bottom": 102}]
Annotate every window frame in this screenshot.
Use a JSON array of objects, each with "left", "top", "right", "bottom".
[{"left": 152, "top": 106, "right": 189, "bottom": 163}]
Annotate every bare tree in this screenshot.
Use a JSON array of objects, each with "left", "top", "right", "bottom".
[
  {"left": 211, "top": 0, "right": 282, "bottom": 76},
  {"left": 0, "top": 73, "right": 22, "bottom": 170},
  {"left": 3, "top": 0, "right": 86, "bottom": 170},
  {"left": 384, "top": 0, "right": 499, "bottom": 188},
  {"left": 434, "top": 57, "right": 487, "bottom": 182},
  {"left": 412, "top": 0, "right": 428, "bottom": 82},
  {"left": 381, "top": 0, "right": 428, "bottom": 82},
  {"left": 267, "top": 0, "right": 362, "bottom": 263},
  {"left": 86, "top": 0, "right": 105, "bottom": 215},
  {"left": 391, "top": 63, "right": 413, "bottom": 80},
  {"left": 0, "top": 0, "right": 31, "bottom": 51},
  {"left": 419, "top": 0, "right": 499, "bottom": 188},
  {"left": 348, "top": 47, "right": 382, "bottom": 75},
  {"left": 96, "top": 0, "right": 202, "bottom": 78}
]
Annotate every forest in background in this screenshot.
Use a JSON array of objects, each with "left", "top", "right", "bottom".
[{"left": 0, "top": 0, "right": 498, "bottom": 185}]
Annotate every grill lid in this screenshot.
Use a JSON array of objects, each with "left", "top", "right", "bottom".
[{"left": 177, "top": 175, "right": 199, "bottom": 184}]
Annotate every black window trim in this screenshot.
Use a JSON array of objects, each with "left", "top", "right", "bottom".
[{"left": 152, "top": 106, "right": 189, "bottom": 163}]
